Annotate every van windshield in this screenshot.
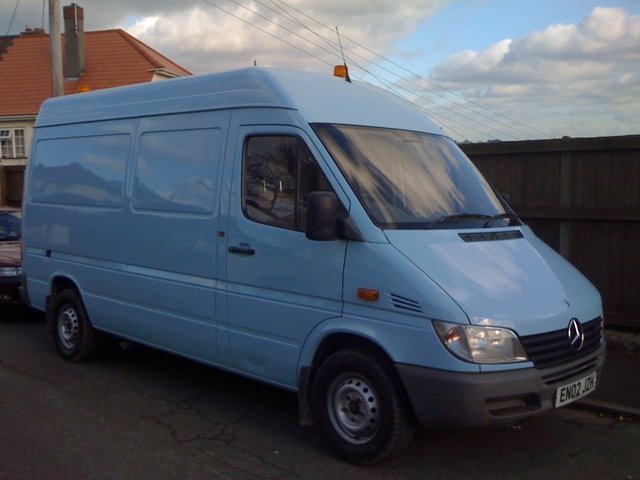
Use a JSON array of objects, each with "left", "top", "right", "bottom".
[{"left": 312, "top": 124, "right": 510, "bottom": 230}]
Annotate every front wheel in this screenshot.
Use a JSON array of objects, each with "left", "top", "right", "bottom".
[
  {"left": 312, "top": 349, "right": 415, "bottom": 465},
  {"left": 52, "top": 289, "right": 99, "bottom": 362}
]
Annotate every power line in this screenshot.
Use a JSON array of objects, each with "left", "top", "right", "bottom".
[
  {"left": 6, "top": 0, "right": 21, "bottom": 35},
  {"left": 204, "top": 0, "right": 347, "bottom": 67},
  {"left": 337, "top": 51, "right": 497, "bottom": 141},
  {"left": 199, "top": 0, "right": 336, "bottom": 69},
  {"left": 199, "top": 0, "right": 546, "bottom": 141},
  {"left": 270, "top": 0, "right": 548, "bottom": 139},
  {"left": 298, "top": 27, "right": 525, "bottom": 140},
  {"left": 257, "top": 0, "right": 527, "bottom": 140},
  {"left": 272, "top": 0, "right": 546, "bottom": 140},
  {"left": 266, "top": 0, "right": 341, "bottom": 57}
]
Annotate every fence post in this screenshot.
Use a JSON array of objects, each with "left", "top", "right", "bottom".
[{"left": 559, "top": 151, "right": 571, "bottom": 259}]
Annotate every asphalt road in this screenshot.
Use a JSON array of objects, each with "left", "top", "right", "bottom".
[{"left": 1, "top": 307, "right": 639, "bottom": 480}]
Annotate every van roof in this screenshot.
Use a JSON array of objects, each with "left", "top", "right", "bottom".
[{"left": 35, "top": 67, "right": 442, "bottom": 134}]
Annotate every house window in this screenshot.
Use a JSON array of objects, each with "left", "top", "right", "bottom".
[{"left": 0, "top": 128, "right": 26, "bottom": 159}]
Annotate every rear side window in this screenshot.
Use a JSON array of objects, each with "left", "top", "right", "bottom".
[
  {"left": 133, "top": 129, "right": 221, "bottom": 214},
  {"left": 31, "top": 135, "right": 129, "bottom": 207},
  {"left": 243, "top": 135, "right": 332, "bottom": 231}
]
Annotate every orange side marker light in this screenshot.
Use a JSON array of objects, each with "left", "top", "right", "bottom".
[{"left": 357, "top": 288, "right": 380, "bottom": 302}]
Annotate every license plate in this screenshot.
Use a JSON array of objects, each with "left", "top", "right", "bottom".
[{"left": 555, "top": 372, "right": 597, "bottom": 407}]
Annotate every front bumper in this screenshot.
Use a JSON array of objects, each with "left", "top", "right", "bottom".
[{"left": 396, "top": 342, "right": 606, "bottom": 428}]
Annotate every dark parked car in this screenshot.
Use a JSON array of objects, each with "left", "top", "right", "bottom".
[{"left": 0, "top": 208, "right": 22, "bottom": 304}]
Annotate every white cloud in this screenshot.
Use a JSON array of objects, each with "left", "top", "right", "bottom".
[
  {"left": 426, "top": 7, "right": 640, "bottom": 140},
  {"left": 1, "top": 0, "right": 448, "bottom": 72},
  {"left": 123, "top": 0, "right": 450, "bottom": 73}
]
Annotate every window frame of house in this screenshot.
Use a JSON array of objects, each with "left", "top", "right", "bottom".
[{"left": 0, "top": 127, "right": 26, "bottom": 159}]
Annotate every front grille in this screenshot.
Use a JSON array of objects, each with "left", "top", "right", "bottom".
[
  {"left": 520, "top": 317, "right": 603, "bottom": 369},
  {"left": 541, "top": 357, "right": 599, "bottom": 386}
]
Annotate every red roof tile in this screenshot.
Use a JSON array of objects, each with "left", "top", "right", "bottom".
[{"left": 0, "top": 29, "right": 191, "bottom": 116}]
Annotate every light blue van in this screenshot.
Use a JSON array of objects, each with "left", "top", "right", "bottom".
[{"left": 21, "top": 67, "right": 605, "bottom": 464}]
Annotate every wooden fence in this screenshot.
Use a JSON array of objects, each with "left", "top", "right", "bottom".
[{"left": 461, "top": 135, "right": 640, "bottom": 329}]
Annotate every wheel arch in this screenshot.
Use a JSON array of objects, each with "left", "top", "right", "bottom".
[
  {"left": 45, "top": 275, "right": 82, "bottom": 332},
  {"left": 298, "top": 329, "right": 410, "bottom": 427},
  {"left": 303, "top": 334, "right": 418, "bottom": 464}
]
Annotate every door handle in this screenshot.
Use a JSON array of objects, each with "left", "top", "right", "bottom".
[{"left": 228, "top": 246, "right": 256, "bottom": 256}]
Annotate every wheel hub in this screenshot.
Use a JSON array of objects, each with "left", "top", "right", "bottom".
[
  {"left": 329, "top": 375, "right": 380, "bottom": 444},
  {"left": 58, "top": 306, "right": 79, "bottom": 350}
]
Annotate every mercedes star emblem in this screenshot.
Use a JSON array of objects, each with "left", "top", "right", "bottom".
[{"left": 567, "top": 318, "right": 585, "bottom": 351}]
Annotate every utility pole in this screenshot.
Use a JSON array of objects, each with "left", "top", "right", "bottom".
[{"left": 49, "top": 0, "right": 64, "bottom": 97}]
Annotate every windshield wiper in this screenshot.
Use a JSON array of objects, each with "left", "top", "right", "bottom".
[
  {"left": 427, "top": 213, "right": 491, "bottom": 229},
  {"left": 427, "top": 212, "right": 522, "bottom": 229},
  {"left": 483, "top": 213, "right": 521, "bottom": 228}
]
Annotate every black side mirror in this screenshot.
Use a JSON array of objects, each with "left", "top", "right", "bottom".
[
  {"left": 500, "top": 192, "right": 511, "bottom": 205},
  {"left": 305, "top": 191, "right": 337, "bottom": 241}
]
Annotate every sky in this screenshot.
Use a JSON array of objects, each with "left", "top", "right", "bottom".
[{"left": 2, "top": 0, "right": 639, "bottom": 142}]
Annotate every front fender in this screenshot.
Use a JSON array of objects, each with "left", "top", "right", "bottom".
[
  {"left": 299, "top": 311, "right": 479, "bottom": 375},
  {"left": 295, "top": 311, "right": 479, "bottom": 426}
]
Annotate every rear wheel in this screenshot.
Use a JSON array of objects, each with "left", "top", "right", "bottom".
[
  {"left": 312, "top": 349, "right": 415, "bottom": 465},
  {"left": 52, "top": 289, "right": 99, "bottom": 362}
]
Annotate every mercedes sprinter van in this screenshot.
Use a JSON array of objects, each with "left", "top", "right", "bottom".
[{"left": 21, "top": 67, "right": 605, "bottom": 464}]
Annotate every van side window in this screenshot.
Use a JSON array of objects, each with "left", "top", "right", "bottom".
[
  {"left": 133, "top": 129, "right": 221, "bottom": 214},
  {"left": 243, "top": 135, "right": 332, "bottom": 231},
  {"left": 31, "top": 135, "right": 129, "bottom": 207}
]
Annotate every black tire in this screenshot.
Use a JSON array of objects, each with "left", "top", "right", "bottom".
[
  {"left": 312, "top": 349, "right": 416, "bottom": 465},
  {"left": 51, "top": 289, "right": 99, "bottom": 362}
]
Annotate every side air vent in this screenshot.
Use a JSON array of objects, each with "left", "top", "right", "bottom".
[
  {"left": 459, "top": 230, "right": 523, "bottom": 243},
  {"left": 390, "top": 293, "right": 423, "bottom": 314}
]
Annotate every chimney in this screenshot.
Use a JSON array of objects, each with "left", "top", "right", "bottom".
[
  {"left": 22, "top": 26, "right": 46, "bottom": 35},
  {"left": 63, "top": 3, "right": 85, "bottom": 78}
]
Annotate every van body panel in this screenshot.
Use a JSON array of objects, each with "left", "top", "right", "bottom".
[
  {"left": 384, "top": 227, "right": 601, "bottom": 335},
  {"left": 25, "top": 119, "right": 134, "bottom": 332},
  {"left": 221, "top": 118, "right": 348, "bottom": 387},
  {"left": 385, "top": 228, "right": 568, "bottom": 332},
  {"left": 342, "top": 241, "right": 469, "bottom": 324},
  {"left": 119, "top": 110, "right": 229, "bottom": 361},
  {"left": 34, "top": 68, "right": 441, "bottom": 135},
  {"left": 265, "top": 70, "right": 441, "bottom": 133},
  {"left": 521, "top": 227, "right": 602, "bottom": 322},
  {"left": 51, "top": 260, "right": 130, "bottom": 333},
  {"left": 34, "top": 69, "right": 294, "bottom": 128},
  {"left": 295, "top": 311, "right": 482, "bottom": 384},
  {"left": 338, "top": 312, "right": 480, "bottom": 372},
  {"left": 20, "top": 248, "right": 48, "bottom": 311}
]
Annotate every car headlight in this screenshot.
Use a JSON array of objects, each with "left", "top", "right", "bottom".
[
  {"left": 433, "top": 320, "right": 528, "bottom": 364},
  {"left": 0, "top": 266, "right": 22, "bottom": 277}
]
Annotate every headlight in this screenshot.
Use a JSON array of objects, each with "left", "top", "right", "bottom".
[
  {"left": 0, "top": 266, "right": 22, "bottom": 277},
  {"left": 433, "top": 320, "right": 528, "bottom": 364}
]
